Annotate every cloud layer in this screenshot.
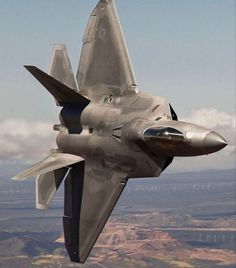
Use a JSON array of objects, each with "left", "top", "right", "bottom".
[
  {"left": 0, "top": 119, "right": 56, "bottom": 165},
  {"left": 181, "top": 107, "right": 235, "bottom": 145},
  {"left": 182, "top": 108, "right": 235, "bottom": 129}
]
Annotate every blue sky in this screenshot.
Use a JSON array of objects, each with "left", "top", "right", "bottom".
[
  {"left": 0, "top": 0, "right": 235, "bottom": 120},
  {"left": 0, "top": 0, "right": 235, "bottom": 171}
]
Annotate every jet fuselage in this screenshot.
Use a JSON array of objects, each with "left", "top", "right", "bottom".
[{"left": 57, "top": 91, "right": 227, "bottom": 179}]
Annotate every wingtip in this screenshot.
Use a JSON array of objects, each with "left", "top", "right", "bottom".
[
  {"left": 68, "top": 251, "right": 87, "bottom": 264},
  {"left": 11, "top": 175, "right": 28, "bottom": 181},
  {"left": 36, "top": 203, "right": 48, "bottom": 210},
  {"left": 11, "top": 176, "right": 27, "bottom": 181},
  {"left": 53, "top": 44, "right": 66, "bottom": 50},
  {"left": 24, "top": 65, "right": 38, "bottom": 74},
  {"left": 24, "top": 65, "right": 36, "bottom": 70}
]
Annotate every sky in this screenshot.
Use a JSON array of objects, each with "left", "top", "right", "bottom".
[{"left": 0, "top": 0, "right": 235, "bottom": 172}]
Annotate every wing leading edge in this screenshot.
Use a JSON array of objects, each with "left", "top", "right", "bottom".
[{"left": 77, "top": 0, "right": 137, "bottom": 99}]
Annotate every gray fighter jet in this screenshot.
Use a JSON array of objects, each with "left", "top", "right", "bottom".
[{"left": 13, "top": 0, "right": 227, "bottom": 263}]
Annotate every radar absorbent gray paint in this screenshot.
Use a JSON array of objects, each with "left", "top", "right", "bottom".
[{"left": 13, "top": 0, "right": 227, "bottom": 263}]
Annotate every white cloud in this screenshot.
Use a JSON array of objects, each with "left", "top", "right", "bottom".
[
  {"left": 180, "top": 107, "right": 235, "bottom": 145},
  {"left": 181, "top": 107, "right": 235, "bottom": 129},
  {"left": 0, "top": 119, "right": 57, "bottom": 164}
]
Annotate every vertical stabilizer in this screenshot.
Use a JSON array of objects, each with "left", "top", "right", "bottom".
[
  {"left": 36, "top": 168, "right": 69, "bottom": 210},
  {"left": 49, "top": 44, "right": 78, "bottom": 90}
]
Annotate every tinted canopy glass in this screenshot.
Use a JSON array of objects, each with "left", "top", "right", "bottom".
[{"left": 143, "top": 127, "right": 184, "bottom": 141}]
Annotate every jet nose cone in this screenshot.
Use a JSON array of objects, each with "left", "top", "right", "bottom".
[{"left": 204, "top": 131, "right": 227, "bottom": 153}]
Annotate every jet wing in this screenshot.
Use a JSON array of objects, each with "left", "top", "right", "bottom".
[
  {"left": 24, "top": 66, "right": 90, "bottom": 107},
  {"left": 12, "top": 151, "right": 83, "bottom": 180},
  {"left": 13, "top": 152, "right": 84, "bottom": 210},
  {"left": 63, "top": 160, "right": 128, "bottom": 263},
  {"left": 77, "top": 0, "right": 137, "bottom": 99}
]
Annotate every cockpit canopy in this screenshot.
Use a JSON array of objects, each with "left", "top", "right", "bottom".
[{"left": 143, "top": 127, "right": 184, "bottom": 141}]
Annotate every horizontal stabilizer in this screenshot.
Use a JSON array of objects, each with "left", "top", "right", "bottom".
[
  {"left": 12, "top": 151, "right": 83, "bottom": 180},
  {"left": 36, "top": 168, "right": 69, "bottom": 210},
  {"left": 49, "top": 44, "right": 78, "bottom": 90},
  {"left": 24, "top": 65, "right": 90, "bottom": 106}
]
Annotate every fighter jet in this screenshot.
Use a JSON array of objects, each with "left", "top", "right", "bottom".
[{"left": 13, "top": 0, "right": 227, "bottom": 263}]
